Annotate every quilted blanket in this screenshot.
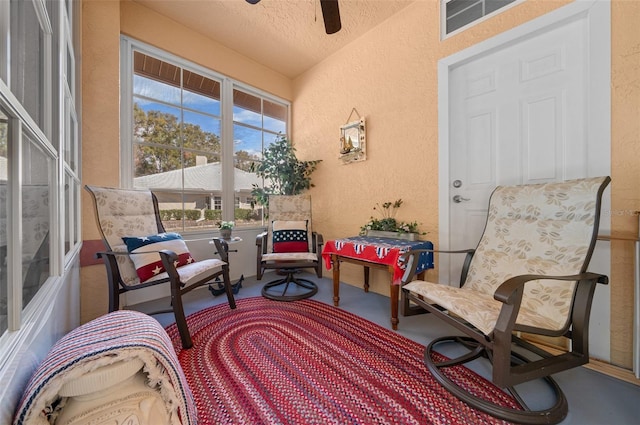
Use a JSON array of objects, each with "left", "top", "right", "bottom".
[{"left": 13, "top": 310, "right": 197, "bottom": 425}]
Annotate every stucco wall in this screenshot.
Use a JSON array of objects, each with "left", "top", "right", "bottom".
[
  {"left": 292, "top": 0, "right": 571, "bottom": 298},
  {"left": 293, "top": 0, "right": 640, "bottom": 369}
]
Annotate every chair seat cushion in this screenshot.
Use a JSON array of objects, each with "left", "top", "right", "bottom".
[
  {"left": 122, "top": 233, "right": 194, "bottom": 283},
  {"left": 404, "top": 280, "right": 568, "bottom": 335},
  {"left": 145, "top": 258, "right": 226, "bottom": 285},
  {"left": 272, "top": 220, "right": 309, "bottom": 253},
  {"left": 262, "top": 252, "right": 318, "bottom": 262}
]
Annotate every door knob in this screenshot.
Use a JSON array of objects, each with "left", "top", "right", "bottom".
[{"left": 453, "top": 195, "right": 470, "bottom": 203}]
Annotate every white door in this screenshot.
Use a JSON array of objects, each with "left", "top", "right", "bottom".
[
  {"left": 440, "top": 2, "right": 611, "bottom": 360},
  {"left": 449, "top": 16, "right": 589, "bottom": 278}
]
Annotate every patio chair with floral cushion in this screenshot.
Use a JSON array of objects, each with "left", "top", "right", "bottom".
[
  {"left": 400, "top": 176, "right": 610, "bottom": 424},
  {"left": 85, "top": 185, "right": 236, "bottom": 349}
]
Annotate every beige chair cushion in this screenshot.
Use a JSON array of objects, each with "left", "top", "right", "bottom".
[{"left": 88, "top": 187, "right": 159, "bottom": 250}]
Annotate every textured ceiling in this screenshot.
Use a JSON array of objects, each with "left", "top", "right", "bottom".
[{"left": 133, "top": 0, "right": 414, "bottom": 79}]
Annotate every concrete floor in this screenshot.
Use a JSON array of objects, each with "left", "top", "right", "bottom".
[{"left": 144, "top": 273, "right": 640, "bottom": 425}]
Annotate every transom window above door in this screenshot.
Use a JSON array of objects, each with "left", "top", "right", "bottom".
[{"left": 442, "top": 0, "right": 521, "bottom": 37}]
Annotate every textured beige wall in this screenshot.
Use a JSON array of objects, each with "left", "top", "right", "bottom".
[
  {"left": 81, "top": 0, "right": 123, "bottom": 322},
  {"left": 610, "top": 0, "right": 640, "bottom": 368},
  {"left": 119, "top": 0, "right": 292, "bottom": 100},
  {"left": 295, "top": 0, "right": 640, "bottom": 370},
  {"left": 292, "top": 0, "right": 570, "bottom": 297}
]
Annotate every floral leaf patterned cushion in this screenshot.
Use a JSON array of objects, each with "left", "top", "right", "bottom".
[
  {"left": 271, "top": 220, "right": 309, "bottom": 253},
  {"left": 122, "top": 233, "right": 195, "bottom": 283}
]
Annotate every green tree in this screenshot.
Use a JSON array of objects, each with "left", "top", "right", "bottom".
[
  {"left": 235, "top": 150, "right": 259, "bottom": 172},
  {"left": 133, "top": 103, "right": 222, "bottom": 176}
]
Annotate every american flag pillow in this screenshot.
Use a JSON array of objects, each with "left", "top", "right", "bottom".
[
  {"left": 122, "top": 232, "right": 195, "bottom": 282},
  {"left": 272, "top": 220, "right": 309, "bottom": 253}
]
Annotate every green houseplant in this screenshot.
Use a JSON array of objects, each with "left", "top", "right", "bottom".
[
  {"left": 359, "top": 199, "right": 425, "bottom": 240},
  {"left": 250, "top": 136, "right": 321, "bottom": 207},
  {"left": 217, "top": 220, "right": 234, "bottom": 239}
]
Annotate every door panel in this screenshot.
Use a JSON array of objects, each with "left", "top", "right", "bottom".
[{"left": 449, "top": 17, "right": 586, "bottom": 282}]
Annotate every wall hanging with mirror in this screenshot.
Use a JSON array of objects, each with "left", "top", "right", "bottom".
[{"left": 340, "top": 109, "right": 366, "bottom": 164}]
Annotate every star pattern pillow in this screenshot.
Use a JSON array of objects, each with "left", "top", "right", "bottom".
[
  {"left": 272, "top": 220, "right": 309, "bottom": 253},
  {"left": 122, "top": 232, "right": 194, "bottom": 283}
]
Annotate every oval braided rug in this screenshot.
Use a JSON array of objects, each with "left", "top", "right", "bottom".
[{"left": 166, "top": 297, "right": 519, "bottom": 425}]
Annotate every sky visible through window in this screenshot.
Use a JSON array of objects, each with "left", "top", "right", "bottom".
[{"left": 133, "top": 74, "right": 284, "bottom": 159}]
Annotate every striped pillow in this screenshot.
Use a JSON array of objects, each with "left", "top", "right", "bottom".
[{"left": 122, "top": 233, "right": 194, "bottom": 282}]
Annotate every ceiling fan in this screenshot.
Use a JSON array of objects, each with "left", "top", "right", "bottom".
[{"left": 245, "top": 0, "right": 342, "bottom": 35}]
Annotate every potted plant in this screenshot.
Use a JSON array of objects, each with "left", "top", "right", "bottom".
[
  {"left": 218, "top": 221, "right": 234, "bottom": 239},
  {"left": 250, "top": 136, "right": 321, "bottom": 208},
  {"left": 359, "top": 199, "right": 425, "bottom": 241}
]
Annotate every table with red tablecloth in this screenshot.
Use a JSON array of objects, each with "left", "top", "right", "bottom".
[{"left": 322, "top": 236, "right": 434, "bottom": 329}]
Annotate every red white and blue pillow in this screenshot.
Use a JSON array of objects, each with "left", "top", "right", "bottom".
[
  {"left": 122, "top": 233, "right": 194, "bottom": 283},
  {"left": 272, "top": 220, "right": 309, "bottom": 253}
]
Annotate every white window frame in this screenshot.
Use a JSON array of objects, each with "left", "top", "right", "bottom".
[
  {"left": 441, "top": 0, "right": 525, "bottom": 40},
  {"left": 120, "top": 37, "right": 290, "bottom": 229},
  {"left": 0, "top": 0, "right": 80, "bottom": 334}
]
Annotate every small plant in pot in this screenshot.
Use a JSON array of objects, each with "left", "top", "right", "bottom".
[{"left": 218, "top": 221, "right": 234, "bottom": 239}]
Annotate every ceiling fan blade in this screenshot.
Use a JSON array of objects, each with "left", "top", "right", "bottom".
[{"left": 320, "top": 0, "right": 341, "bottom": 34}]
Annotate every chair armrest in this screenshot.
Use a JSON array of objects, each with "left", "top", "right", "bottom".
[
  {"left": 400, "top": 248, "right": 475, "bottom": 284},
  {"left": 491, "top": 271, "right": 608, "bottom": 336},
  {"left": 210, "top": 238, "right": 230, "bottom": 263},
  {"left": 256, "top": 231, "right": 267, "bottom": 255},
  {"left": 494, "top": 272, "right": 609, "bottom": 305},
  {"left": 312, "top": 232, "right": 324, "bottom": 254}
]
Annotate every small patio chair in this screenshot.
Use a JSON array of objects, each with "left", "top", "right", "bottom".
[
  {"left": 85, "top": 185, "right": 236, "bottom": 349},
  {"left": 400, "top": 176, "right": 610, "bottom": 424},
  {"left": 256, "top": 194, "right": 323, "bottom": 301}
]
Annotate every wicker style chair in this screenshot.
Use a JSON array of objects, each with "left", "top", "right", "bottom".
[
  {"left": 85, "top": 185, "right": 236, "bottom": 349},
  {"left": 400, "top": 176, "right": 610, "bottom": 424}
]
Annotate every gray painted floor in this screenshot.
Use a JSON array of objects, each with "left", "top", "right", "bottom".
[{"left": 145, "top": 273, "right": 640, "bottom": 425}]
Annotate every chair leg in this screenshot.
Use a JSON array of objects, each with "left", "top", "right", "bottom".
[
  {"left": 262, "top": 270, "right": 318, "bottom": 301},
  {"left": 221, "top": 267, "right": 237, "bottom": 309},
  {"left": 423, "top": 336, "right": 568, "bottom": 425},
  {"left": 169, "top": 280, "right": 192, "bottom": 350}
]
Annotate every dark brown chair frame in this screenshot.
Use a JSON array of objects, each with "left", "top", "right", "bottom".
[
  {"left": 400, "top": 177, "right": 610, "bottom": 424},
  {"left": 256, "top": 231, "right": 323, "bottom": 301},
  {"left": 86, "top": 185, "right": 236, "bottom": 349}
]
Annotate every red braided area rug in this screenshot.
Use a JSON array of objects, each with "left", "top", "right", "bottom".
[{"left": 166, "top": 297, "right": 520, "bottom": 425}]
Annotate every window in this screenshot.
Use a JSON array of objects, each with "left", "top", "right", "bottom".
[
  {"left": 0, "top": 0, "right": 80, "bottom": 333},
  {"left": 121, "top": 38, "right": 289, "bottom": 231},
  {"left": 443, "top": 0, "right": 520, "bottom": 37}
]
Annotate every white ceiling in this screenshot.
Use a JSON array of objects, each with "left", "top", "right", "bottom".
[{"left": 133, "top": 0, "right": 414, "bottom": 79}]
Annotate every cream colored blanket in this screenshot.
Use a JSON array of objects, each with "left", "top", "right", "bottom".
[{"left": 13, "top": 310, "right": 197, "bottom": 425}]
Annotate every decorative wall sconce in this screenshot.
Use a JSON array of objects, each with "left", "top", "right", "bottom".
[{"left": 340, "top": 108, "right": 366, "bottom": 164}]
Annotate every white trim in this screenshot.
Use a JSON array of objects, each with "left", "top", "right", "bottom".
[
  {"left": 0, "top": 1, "right": 8, "bottom": 83},
  {"left": 120, "top": 36, "right": 290, "bottom": 227},
  {"left": 8, "top": 118, "right": 22, "bottom": 331},
  {"left": 441, "top": 0, "right": 525, "bottom": 41},
  {"left": 222, "top": 79, "right": 235, "bottom": 223},
  {"left": 438, "top": 0, "right": 610, "bottom": 282}
]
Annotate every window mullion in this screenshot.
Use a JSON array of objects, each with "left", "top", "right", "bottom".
[
  {"left": 7, "top": 118, "right": 23, "bottom": 331},
  {"left": 221, "top": 79, "right": 234, "bottom": 222}
]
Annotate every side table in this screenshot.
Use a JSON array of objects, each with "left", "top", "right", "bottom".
[{"left": 322, "top": 236, "right": 434, "bottom": 330}]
